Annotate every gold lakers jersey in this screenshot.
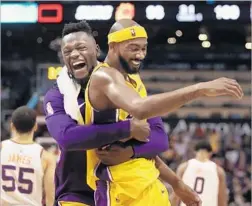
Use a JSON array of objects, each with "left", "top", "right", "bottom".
[{"left": 84, "top": 63, "right": 160, "bottom": 199}]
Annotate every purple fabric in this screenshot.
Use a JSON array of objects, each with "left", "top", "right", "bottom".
[
  {"left": 43, "top": 86, "right": 131, "bottom": 151},
  {"left": 132, "top": 117, "right": 169, "bottom": 158},
  {"left": 95, "top": 163, "right": 111, "bottom": 181},
  {"left": 43, "top": 85, "right": 168, "bottom": 205},
  {"left": 95, "top": 181, "right": 110, "bottom": 206}
]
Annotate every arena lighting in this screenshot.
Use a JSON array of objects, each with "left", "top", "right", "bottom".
[
  {"left": 75, "top": 5, "right": 114, "bottom": 20},
  {"left": 1, "top": 3, "right": 63, "bottom": 23},
  {"left": 198, "top": 34, "right": 208, "bottom": 41},
  {"left": 37, "top": 37, "right": 43, "bottom": 44},
  {"left": 146, "top": 5, "right": 165, "bottom": 20},
  {"left": 1, "top": 3, "right": 38, "bottom": 23},
  {"left": 167, "top": 37, "right": 176, "bottom": 44},
  {"left": 115, "top": 3, "right": 135, "bottom": 21},
  {"left": 6, "top": 30, "right": 12, "bottom": 37},
  {"left": 245, "top": 42, "right": 251, "bottom": 50},
  {"left": 176, "top": 4, "right": 203, "bottom": 22},
  {"left": 38, "top": 4, "right": 63, "bottom": 23},
  {"left": 214, "top": 5, "right": 240, "bottom": 20},
  {"left": 202, "top": 41, "right": 211, "bottom": 48},
  {"left": 175, "top": 30, "right": 183, "bottom": 37}
]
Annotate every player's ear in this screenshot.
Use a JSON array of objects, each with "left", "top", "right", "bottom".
[
  {"left": 10, "top": 122, "right": 14, "bottom": 131},
  {"left": 33, "top": 122, "right": 38, "bottom": 132},
  {"left": 209, "top": 152, "right": 213, "bottom": 158},
  {"left": 96, "top": 44, "right": 101, "bottom": 58},
  {"left": 108, "top": 42, "right": 116, "bottom": 51}
]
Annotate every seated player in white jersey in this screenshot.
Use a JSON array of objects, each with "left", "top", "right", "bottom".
[
  {"left": 0, "top": 106, "right": 56, "bottom": 206},
  {"left": 172, "top": 140, "right": 228, "bottom": 206}
]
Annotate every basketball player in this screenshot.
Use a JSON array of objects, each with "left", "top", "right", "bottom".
[
  {"left": 172, "top": 141, "right": 228, "bottom": 206},
  {"left": 45, "top": 21, "right": 202, "bottom": 206},
  {"left": 85, "top": 19, "right": 243, "bottom": 205},
  {"left": 44, "top": 21, "right": 169, "bottom": 206},
  {"left": 1, "top": 106, "right": 56, "bottom": 206}
]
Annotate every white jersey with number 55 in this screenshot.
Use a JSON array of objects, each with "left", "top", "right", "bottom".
[
  {"left": 180, "top": 159, "right": 219, "bottom": 206},
  {"left": 0, "top": 140, "right": 44, "bottom": 206}
]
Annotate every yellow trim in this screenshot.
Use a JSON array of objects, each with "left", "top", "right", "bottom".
[
  {"left": 58, "top": 201, "right": 90, "bottom": 206},
  {"left": 84, "top": 62, "right": 111, "bottom": 190},
  {"left": 108, "top": 26, "right": 148, "bottom": 44}
]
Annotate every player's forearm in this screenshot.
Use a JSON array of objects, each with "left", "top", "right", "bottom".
[
  {"left": 46, "top": 115, "right": 130, "bottom": 150},
  {"left": 132, "top": 84, "right": 202, "bottom": 119},
  {"left": 171, "top": 194, "right": 180, "bottom": 206},
  {"left": 155, "top": 156, "right": 181, "bottom": 187},
  {"left": 218, "top": 197, "right": 228, "bottom": 206},
  {"left": 132, "top": 117, "right": 168, "bottom": 158},
  {"left": 45, "top": 196, "right": 54, "bottom": 206},
  {"left": 218, "top": 184, "right": 228, "bottom": 206}
]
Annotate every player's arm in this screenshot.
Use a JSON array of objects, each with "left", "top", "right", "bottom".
[
  {"left": 132, "top": 116, "right": 168, "bottom": 158},
  {"left": 96, "top": 116, "right": 168, "bottom": 165},
  {"left": 155, "top": 158, "right": 201, "bottom": 206},
  {"left": 171, "top": 161, "right": 188, "bottom": 206},
  {"left": 43, "top": 87, "right": 131, "bottom": 151},
  {"left": 91, "top": 68, "right": 243, "bottom": 120},
  {"left": 217, "top": 166, "right": 228, "bottom": 206},
  {"left": 41, "top": 150, "right": 56, "bottom": 206}
]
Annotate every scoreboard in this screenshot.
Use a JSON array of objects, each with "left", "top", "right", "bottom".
[{"left": 1, "top": 1, "right": 251, "bottom": 24}]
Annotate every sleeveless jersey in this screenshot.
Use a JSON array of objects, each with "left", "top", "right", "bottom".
[
  {"left": 85, "top": 63, "right": 160, "bottom": 199},
  {"left": 181, "top": 159, "right": 219, "bottom": 206},
  {"left": 1, "top": 140, "right": 44, "bottom": 206}
]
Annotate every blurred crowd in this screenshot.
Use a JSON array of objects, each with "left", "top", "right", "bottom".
[{"left": 161, "top": 127, "right": 251, "bottom": 205}]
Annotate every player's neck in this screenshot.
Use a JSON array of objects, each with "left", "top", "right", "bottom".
[
  {"left": 11, "top": 132, "right": 34, "bottom": 144},
  {"left": 104, "top": 55, "right": 127, "bottom": 78},
  {"left": 195, "top": 152, "right": 209, "bottom": 162}
]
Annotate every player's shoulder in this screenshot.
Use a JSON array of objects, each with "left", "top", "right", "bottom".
[
  {"left": 0, "top": 140, "right": 10, "bottom": 148},
  {"left": 176, "top": 161, "right": 189, "bottom": 176},
  {"left": 178, "top": 161, "right": 189, "bottom": 170},
  {"left": 33, "top": 142, "right": 44, "bottom": 149},
  {"left": 216, "top": 165, "right": 226, "bottom": 178},
  {"left": 92, "top": 65, "right": 124, "bottom": 84}
]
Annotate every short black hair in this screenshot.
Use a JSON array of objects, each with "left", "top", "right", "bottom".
[
  {"left": 11, "top": 106, "right": 37, "bottom": 134},
  {"left": 195, "top": 140, "right": 213, "bottom": 152},
  {"left": 62, "top": 20, "right": 93, "bottom": 38}
]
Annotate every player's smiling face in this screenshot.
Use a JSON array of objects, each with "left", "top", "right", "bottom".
[
  {"left": 62, "top": 31, "right": 98, "bottom": 80},
  {"left": 118, "top": 37, "right": 147, "bottom": 74}
]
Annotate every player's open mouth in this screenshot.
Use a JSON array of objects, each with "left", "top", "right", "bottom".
[
  {"left": 131, "top": 60, "right": 141, "bottom": 66},
  {"left": 72, "top": 61, "right": 86, "bottom": 70}
]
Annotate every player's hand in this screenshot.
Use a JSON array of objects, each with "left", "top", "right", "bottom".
[
  {"left": 130, "top": 118, "right": 150, "bottom": 142},
  {"left": 198, "top": 77, "right": 243, "bottom": 99},
  {"left": 96, "top": 145, "right": 134, "bottom": 166},
  {"left": 173, "top": 181, "right": 202, "bottom": 206}
]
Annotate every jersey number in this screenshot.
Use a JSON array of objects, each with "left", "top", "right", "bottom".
[
  {"left": 2, "top": 165, "right": 34, "bottom": 194},
  {"left": 193, "top": 177, "right": 205, "bottom": 194}
]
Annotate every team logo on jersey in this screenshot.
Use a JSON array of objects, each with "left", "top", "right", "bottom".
[
  {"left": 126, "top": 114, "right": 133, "bottom": 119},
  {"left": 46, "top": 102, "right": 54, "bottom": 115},
  {"left": 130, "top": 28, "right": 136, "bottom": 37}
]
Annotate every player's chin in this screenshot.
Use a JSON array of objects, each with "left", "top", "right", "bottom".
[
  {"left": 130, "top": 66, "right": 140, "bottom": 74},
  {"left": 73, "top": 68, "right": 89, "bottom": 79}
]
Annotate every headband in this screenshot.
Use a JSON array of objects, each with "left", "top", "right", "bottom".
[{"left": 108, "top": 25, "right": 148, "bottom": 44}]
